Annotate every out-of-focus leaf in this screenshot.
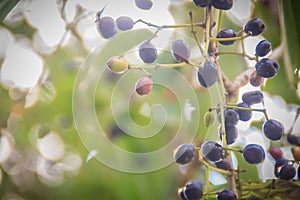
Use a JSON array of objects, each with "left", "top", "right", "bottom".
[
  {"left": 0, "top": 0, "right": 20, "bottom": 23},
  {"left": 0, "top": 85, "right": 12, "bottom": 127},
  {"left": 234, "top": 151, "right": 259, "bottom": 182}
]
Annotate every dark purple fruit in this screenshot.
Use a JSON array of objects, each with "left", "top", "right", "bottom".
[
  {"left": 279, "top": 163, "right": 296, "bottom": 180},
  {"left": 171, "top": 39, "right": 190, "bottom": 62},
  {"left": 274, "top": 157, "right": 288, "bottom": 177},
  {"left": 184, "top": 180, "right": 204, "bottom": 200},
  {"left": 255, "top": 58, "right": 280, "bottom": 78},
  {"left": 212, "top": 0, "right": 233, "bottom": 10},
  {"left": 135, "top": 77, "right": 153, "bottom": 96},
  {"left": 97, "top": 16, "right": 117, "bottom": 39},
  {"left": 135, "top": 0, "right": 153, "bottom": 10},
  {"left": 116, "top": 16, "right": 134, "bottom": 31},
  {"left": 193, "top": 0, "right": 210, "bottom": 7},
  {"left": 287, "top": 134, "right": 299, "bottom": 146},
  {"left": 243, "top": 144, "right": 265, "bottom": 164},
  {"left": 217, "top": 29, "right": 236, "bottom": 45},
  {"left": 269, "top": 147, "right": 283, "bottom": 160},
  {"left": 139, "top": 41, "right": 157, "bottom": 63},
  {"left": 197, "top": 61, "right": 219, "bottom": 88},
  {"left": 255, "top": 40, "right": 272, "bottom": 57},
  {"left": 244, "top": 18, "right": 265, "bottom": 36},
  {"left": 173, "top": 144, "right": 195, "bottom": 165},
  {"left": 236, "top": 102, "right": 252, "bottom": 121},
  {"left": 241, "top": 90, "right": 263, "bottom": 106},
  {"left": 263, "top": 119, "right": 284, "bottom": 141},
  {"left": 217, "top": 190, "right": 237, "bottom": 200},
  {"left": 219, "top": 125, "right": 238, "bottom": 145},
  {"left": 178, "top": 188, "right": 187, "bottom": 200},
  {"left": 215, "top": 159, "right": 232, "bottom": 171},
  {"left": 201, "top": 141, "right": 225, "bottom": 162},
  {"left": 218, "top": 109, "right": 239, "bottom": 126}
]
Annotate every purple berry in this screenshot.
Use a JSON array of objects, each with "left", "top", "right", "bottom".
[
  {"left": 269, "top": 147, "right": 283, "bottom": 160},
  {"left": 255, "top": 40, "right": 272, "bottom": 57},
  {"left": 139, "top": 41, "right": 157, "bottom": 63},
  {"left": 279, "top": 163, "right": 296, "bottom": 180},
  {"left": 201, "top": 141, "right": 225, "bottom": 162},
  {"left": 219, "top": 125, "right": 238, "bottom": 145},
  {"left": 255, "top": 58, "right": 280, "bottom": 78},
  {"left": 97, "top": 16, "right": 117, "bottom": 39},
  {"left": 197, "top": 61, "right": 219, "bottom": 88},
  {"left": 287, "top": 134, "right": 299, "bottom": 146},
  {"left": 212, "top": 0, "right": 233, "bottom": 10},
  {"left": 217, "top": 190, "right": 237, "bottom": 200},
  {"left": 135, "top": 0, "right": 153, "bottom": 10},
  {"left": 263, "top": 119, "right": 284, "bottom": 141},
  {"left": 193, "top": 0, "right": 210, "bottom": 7},
  {"left": 217, "top": 29, "right": 237, "bottom": 45},
  {"left": 242, "top": 90, "right": 263, "bottom": 106},
  {"left": 171, "top": 39, "right": 190, "bottom": 62},
  {"left": 215, "top": 159, "right": 232, "bottom": 171},
  {"left": 244, "top": 18, "right": 265, "bottom": 36},
  {"left": 173, "top": 144, "right": 195, "bottom": 165},
  {"left": 243, "top": 144, "right": 265, "bottom": 164},
  {"left": 236, "top": 102, "right": 252, "bottom": 121},
  {"left": 274, "top": 157, "right": 288, "bottom": 177},
  {"left": 183, "top": 180, "right": 204, "bottom": 200},
  {"left": 116, "top": 16, "right": 134, "bottom": 31}
]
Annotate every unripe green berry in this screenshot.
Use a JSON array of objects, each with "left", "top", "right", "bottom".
[
  {"left": 107, "top": 56, "right": 129, "bottom": 74},
  {"left": 204, "top": 112, "right": 215, "bottom": 127}
]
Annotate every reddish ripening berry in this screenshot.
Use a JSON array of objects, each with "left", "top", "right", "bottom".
[
  {"left": 269, "top": 147, "right": 283, "bottom": 160},
  {"left": 215, "top": 159, "right": 232, "bottom": 171},
  {"left": 135, "top": 77, "right": 153, "bottom": 96}
]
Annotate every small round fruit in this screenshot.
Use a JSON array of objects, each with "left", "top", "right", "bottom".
[
  {"left": 135, "top": 77, "right": 153, "bottom": 96},
  {"left": 287, "top": 134, "right": 299, "bottom": 146},
  {"left": 217, "top": 190, "right": 237, "bottom": 200},
  {"left": 135, "top": 0, "right": 153, "bottom": 10},
  {"left": 218, "top": 109, "right": 239, "bottom": 126},
  {"left": 219, "top": 125, "right": 238, "bottom": 145},
  {"left": 255, "top": 58, "right": 280, "bottom": 78},
  {"left": 243, "top": 144, "right": 265, "bottom": 164},
  {"left": 193, "top": 0, "right": 210, "bottom": 7},
  {"left": 178, "top": 188, "right": 187, "bottom": 200},
  {"left": 236, "top": 102, "right": 252, "bottom": 121},
  {"left": 201, "top": 141, "right": 225, "bottom": 162},
  {"left": 274, "top": 157, "right": 288, "bottom": 177},
  {"left": 171, "top": 39, "right": 190, "bottom": 62},
  {"left": 269, "top": 147, "right": 283, "bottom": 160},
  {"left": 197, "top": 61, "right": 218, "bottom": 88},
  {"left": 255, "top": 40, "right": 272, "bottom": 57},
  {"left": 242, "top": 90, "right": 264, "bottom": 106},
  {"left": 250, "top": 70, "right": 264, "bottom": 87},
  {"left": 139, "top": 41, "right": 157, "bottom": 64},
  {"left": 212, "top": 0, "right": 233, "bottom": 10},
  {"left": 215, "top": 159, "right": 232, "bottom": 171},
  {"left": 279, "top": 163, "right": 296, "bottom": 180},
  {"left": 116, "top": 16, "right": 134, "bottom": 31},
  {"left": 107, "top": 56, "right": 129, "bottom": 74},
  {"left": 204, "top": 112, "right": 216, "bottom": 127},
  {"left": 263, "top": 119, "right": 284, "bottom": 141},
  {"left": 291, "top": 146, "right": 300, "bottom": 161},
  {"left": 183, "top": 180, "right": 204, "bottom": 200},
  {"left": 217, "top": 29, "right": 236, "bottom": 45},
  {"left": 244, "top": 18, "right": 265, "bottom": 36},
  {"left": 97, "top": 16, "right": 117, "bottom": 39},
  {"left": 173, "top": 144, "right": 195, "bottom": 165}
]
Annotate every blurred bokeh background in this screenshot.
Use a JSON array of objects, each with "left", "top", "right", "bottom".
[{"left": 0, "top": 0, "right": 299, "bottom": 199}]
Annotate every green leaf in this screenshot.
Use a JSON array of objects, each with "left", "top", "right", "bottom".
[{"left": 0, "top": 0, "right": 20, "bottom": 23}]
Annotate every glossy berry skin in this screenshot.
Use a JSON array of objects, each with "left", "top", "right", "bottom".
[
  {"left": 193, "top": 0, "right": 210, "bottom": 7},
  {"left": 218, "top": 109, "right": 239, "bottom": 126},
  {"left": 217, "top": 29, "right": 236, "bottom": 45},
  {"left": 116, "top": 16, "right": 134, "bottom": 31},
  {"left": 242, "top": 90, "right": 263, "bottom": 106},
  {"left": 255, "top": 58, "right": 280, "bottom": 78},
  {"left": 244, "top": 18, "right": 265, "bottom": 36},
  {"left": 279, "top": 163, "right": 296, "bottom": 180},
  {"left": 217, "top": 190, "right": 237, "bottom": 200},
  {"left": 255, "top": 40, "right": 272, "bottom": 57},
  {"left": 269, "top": 147, "right": 283, "bottom": 160},
  {"left": 97, "top": 17, "right": 117, "bottom": 39},
  {"left": 135, "top": 0, "right": 153, "bottom": 10},
  {"left": 243, "top": 144, "right": 265, "bottom": 164},
  {"left": 171, "top": 39, "right": 190, "bottom": 62},
  {"left": 202, "top": 141, "right": 225, "bottom": 162},
  {"left": 236, "top": 102, "right": 252, "bottom": 121},
  {"left": 139, "top": 42, "right": 157, "bottom": 63},
  {"left": 215, "top": 159, "right": 232, "bottom": 171},
  {"left": 184, "top": 180, "right": 203, "bottom": 200},
  {"left": 212, "top": 0, "right": 233, "bottom": 10},
  {"left": 287, "top": 134, "right": 299, "bottom": 146},
  {"left": 219, "top": 125, "right": 238, "bottom": 145},
  {"left": 298, "top": 165, "right": 300, "bottom": 179},
  {"left": 178, "top": 188, "right": 187, "bottom": 200},
  {"left": 263, "top": 119, "right": 284, "bottom": 141},
  {"left": 107, "top": 56, "right": 129, "bottom": 74},
  {"left": 274, "top": 157, "right": 288, "bottom": 177},
  {"left": 197, "top": 61, "right": 218, "bottom": 88},
  {"left": 135, "top": 77, "right": 153, "bottom": 96},
  {"left": 174, "top": 144, "right": 195, "bottom": 165}
]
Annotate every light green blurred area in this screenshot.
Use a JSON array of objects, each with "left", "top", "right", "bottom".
[{"left": 0, "top": 0, "right": 299, "bottom": 199}]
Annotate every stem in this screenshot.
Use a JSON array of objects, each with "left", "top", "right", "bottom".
[
  {"left": 134, "top": 19, "right": 205, "bottom": 29},
  {"left": 206, "top": 166, "right": 210, "bottom": 200},
  {"left": 189, "top": 11, "right": 205, "bottom": 55},
  {"left": 204, "top": 6, "right": 211, "bottom": 54},
  {"left": 209, "top": 34, "right": 250, "bottom": 42},
  {"left": 217, "top": 51, "right": 257, "bottom": 61},
  {"left": 130, "top": 62, "right": 195, "bottom": 70}
]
